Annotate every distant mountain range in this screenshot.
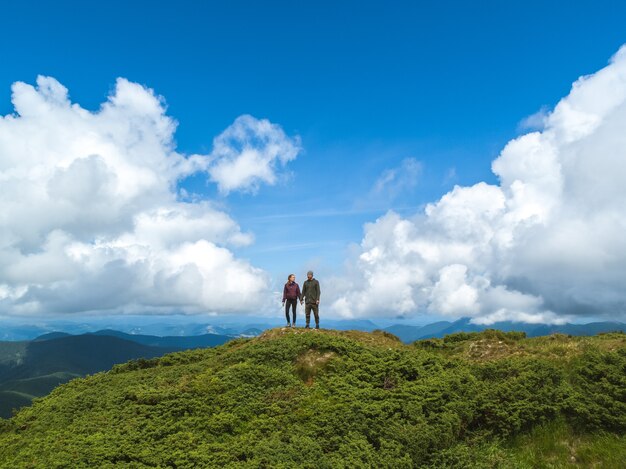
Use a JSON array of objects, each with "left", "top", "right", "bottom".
[
  {"left": 0, "top": 318, "right": 382, "bottom": 341},
  {"left": 384, "top": 317, "right": 626, "bottom": 343},
  {"left": 2, "top": 316, "right": 624, "bottom": 343},
  {"left": 0, "top": 330, "right": 233, "bottom": 418}
]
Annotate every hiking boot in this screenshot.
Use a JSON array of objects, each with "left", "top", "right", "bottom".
[
  {"left": 291, "top": 323, "right": 296, "bottom": 328},
  {"left": 315, "top": 324, "right": 320, "bottom": 329},
  {"left": 305, "top": 325, "right": 310, "bottom": 329},
  {"left": 286, "top": 323, "right": 291, "bottom": 328}
]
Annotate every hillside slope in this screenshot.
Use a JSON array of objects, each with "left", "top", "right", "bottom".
[
  {"left": 0, "top": 335, "right": 177, "bottom": 418},
  {"left": 0, "top": 329, "right": 624, "bottom": 468},
  {"left": 91, "top": 329, "right": 233, "bottom": 348}
]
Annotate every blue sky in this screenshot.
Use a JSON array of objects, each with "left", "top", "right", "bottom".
[{"left": 1, "top": 1, "right": 626, "bottom": 322}]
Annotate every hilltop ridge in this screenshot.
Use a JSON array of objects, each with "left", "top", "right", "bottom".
[{"left": 0, "top": 328, "right": 624, "bottom": 467}]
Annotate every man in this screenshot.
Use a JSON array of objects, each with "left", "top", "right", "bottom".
[{"left": 301, "top": 270, "right": 321, "bottom": 329}]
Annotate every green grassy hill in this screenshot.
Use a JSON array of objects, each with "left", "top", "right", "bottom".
[{"left": 0, "top": 328, "right": 624, "bottom": 468}]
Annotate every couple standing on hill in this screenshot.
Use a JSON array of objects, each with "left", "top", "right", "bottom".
[{"left": 282, "top": 271, "right": 321, "bottom": 329}]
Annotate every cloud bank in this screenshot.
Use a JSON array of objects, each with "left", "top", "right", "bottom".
[
  {"left": 332, "top": 46, "right": 626, "bottom": 324},
  {"left": 0, "top": 76, "right": 300, "bottom": 316}
]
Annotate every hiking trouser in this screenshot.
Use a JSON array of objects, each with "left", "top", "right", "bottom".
[
  {"left": 305, "top": 303, "right": 319, "bottom": 327},
  {"left": 285, "top": 299, "right": 297, "bottom": 324}
]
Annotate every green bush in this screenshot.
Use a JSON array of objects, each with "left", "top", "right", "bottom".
[
  {"left": 566, "top": 348, "right": 626, "bottom": 431},
  {"left": 470, "top": 358, "right": 567, "bottom": 437}
]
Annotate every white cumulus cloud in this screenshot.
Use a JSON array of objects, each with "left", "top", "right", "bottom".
[
  {"left": 331, "top": 45, "right": 626, "bottom": 324},
  {"left": 0, "top": 76, "right": 299, "bottom": 316},
  {"left": 208, "top": 114, "right": 301, "bottom": 194}
]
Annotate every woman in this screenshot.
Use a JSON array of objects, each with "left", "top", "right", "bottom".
[{"left": 282, "top": 274, "right": 302, "bottom": 327}]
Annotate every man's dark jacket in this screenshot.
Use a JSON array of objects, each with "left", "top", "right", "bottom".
[{"left": 302, "top": 278, "right": 321, "bottom": 304}]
